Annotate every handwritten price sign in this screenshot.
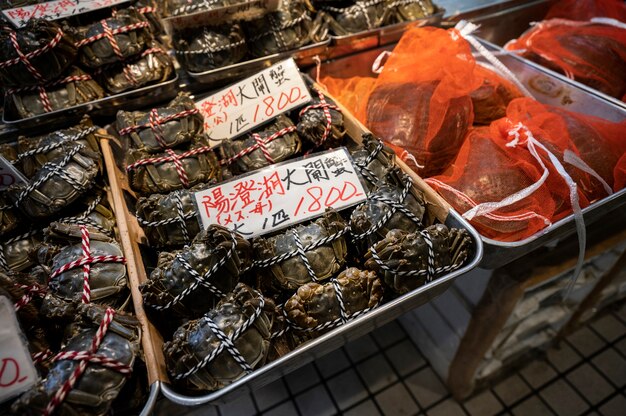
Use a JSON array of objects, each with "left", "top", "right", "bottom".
[
  {"left": 2, "top": 0, "right": 130, "bottom": 28},
  {"left": 194, "top": 148, "right": 367, "bottom": 238},
  {"left": 0, "top": 156, "right": 27, "bottom": 191},
  {"left": 0, "top": 297, "right": 38, "bottom": 404},
  {"left": 196, "top": 58, "right": 312, "bottom": 146}
]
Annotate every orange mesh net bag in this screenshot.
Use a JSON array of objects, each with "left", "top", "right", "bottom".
[
  {"left": 546, "top": 0, "right": 626, "bottom": 22},
  {"left": 363, "top": 27, "right": 482, "bottom": 178},
  {"left": 505, "top": 98, "right": 626, "bottom": 205},
  {"left": 426, "top": 125, "right": 557, "bottom": 242},
  {"left": 506, "top": 19, "right": 626, "bottom": 100},
  {"left": 319, "top": 76, "right": 376, "bottom": 122},
  {"left": 470, "top": 63, "right": 525, "bottom": 125}
]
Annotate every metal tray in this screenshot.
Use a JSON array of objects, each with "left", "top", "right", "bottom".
[
  {"left": 101, "top": 92, "right": 483, "bottom": 406},
  {"left": 184, "top": 39, "right": 330, "bottom": 89},
  {"left": 327, "top": 8, "right": 445, "bottom": 59},
  {"left": 313, "top": 40, "right": 626, "bottom": 270},
  {"left": 2, "top": 75, "right": 179, "bottom": 136}
]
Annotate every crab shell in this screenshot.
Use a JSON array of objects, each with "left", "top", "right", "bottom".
[
  {"left": 0, "top": 194, "right": 20, "bottom": 237},
  {"left": 350, "top": 175, "right": 426, "bottom": 248},
  {"left": 323, "top": 0, "right": 387, "bottom": 35},
  {"left": 11, "top": 303, "right": 140, "bottom": 416},
  {"left": 219, "top": 114, "right": 301, "bottom": 174},
  {"left": 284, "top": 267, "right": 383, "bottom": 330},
  {"left": 98, "top": 42, "right": 174, "bottom": 94},
  {"left": 245, "top": 0, "right": 313, "bottom": 56},
  {"left": 117, "top": 93, "right": 205, "bottom": 154},
  {"left": 142, "top": 225, "right": 252, "bottom": 319},
  {"left": 350, "top": 134, "right": 397, "bottom": 189},
  {"left": 44, "top": 238, "right": 127, "bottom": 309},
  {"left": 0, "top": 20, "right": 77, "bottom": 88},
  {"left": 296, "top": 94, "right": 345, "bottom": 149},
  {"left": 8, "top": 140, "right": 101, "bottom": 219},
  {"left": 9, "top": 66, "right": 105, "bottom": 119},
  {"left": 1, "top": 231, "right": 42, "bottom": 272},
  {"left": 165, "top": 0, "right": 230, "bottom": 16},
  {"left": 46, "top": 191, "right": 118, "bottom": 238},
  {"left": 163, "top": 283, "right": 271, "bottom": 391},
  {"left": 127, "top": 139, "right": 221, "bottom": 194},
  {"left": 385, "top": 0, "right": 436, "bottom": 23},
  {"left": 174, "top": 23, "right": 247, "bottom": 73},
  {"left": 364, "top": 224, "right": 472, "bottom": 294},
  {"left": 135, "top": 183, "right": 207, "bottom": 247},
  {"left": 254, "top": 210, "right": 348, "bottom": 291},
  {"left": 75, "top": 9, "right": 152, "bottom": 68},
  {"left": 17, "top": 116, "right": 99, "bottom": 178}
]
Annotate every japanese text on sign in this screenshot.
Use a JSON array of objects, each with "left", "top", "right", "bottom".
[
  {"left": 0, "top": 157, "right": 27, "bottom": 191},
  {"left": 163, "top": 0, "right": 280, "bottom": 33},
  {"left": 196, "top": 58, "right": 312, "bottom": 146},
  {"left": 2, "top": 0, "right": 130, "bottom": 28},
  {"left": 0, "top": 297, "right": 38, "bottom": 404},
  {"left": 194, "top": 149, "right": 367, "bottom": 238}
]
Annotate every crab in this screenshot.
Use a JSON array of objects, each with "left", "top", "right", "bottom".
[
  {"left": 135, "top": 183, "right": 209, "bottom": 247},
  {"left": 296, "top": 90, "right": 346, "bottom": 149},
  {"left": 245, "top": 0, "right": 317, "bottom": 57},
  {"left": 126, "top": 136, "right": 221, "bottom": 194},
  {"left": 320, "top": 0, "right": 387, "bottom": 35},
  {"left": 350, "top": 170, "right": 427, "bottom": 250},
  {"left": 163, "top": 283, "right": 272, "bottom": 391},
  {"left": 0, "top": 194, "right": 20, "bottom": 237},
  {"left": 349, "top": 134, "right": 397, "bottom": 189},
  {"left": 219, "top": 114, "right": 301, "bottom": 174},
  {"left": 384, "top": 0, "right": 436, "bottom": 23},
  {"left": 141, "top": 225, "right": 253, "bottom": 319},
  {"left": 39, "top": 230, "right": 128, "bottom": 321},
  {"left": 16, "top": 116, "right": 100, "bottom": 178},
  {"left": 11, "top": 303, "right": 140, "bottom": 416},
  {"left": 48, "top": 189, "right": 118, "bottom": 237},
  {"left": 7, "top": 66, "right": 105, "bottom": 119},
  {"left": 284, "top": 267, "right": 383, "bottom": 331},
  {"left": 0, "top": 230, "right": 42, "bottom": 273},
  {"left": 254, "top": 210, "right": 348, "bottom": 291},
  {"left": 0, "top": 20, "right": 77, "bottom": 88},
  {"left": 174, "top": 23, "right": 247, "bottom": 73},
  {"left": 97, "top": 41, "right": 174, "bottom": 94},
  {"left": 164, "top": 0, "right": 231, "bottom": 16},
  {"left": 73, "top": 8, "right": 152, "bottom": 68},
  {"left": 117, "top": 92, "right": 205, "bottom": 154},
  {"left": 7, "top": 138, "right": 102, "bottom": 219},
  {"left": 364, "top": 224, "right": 472, "bottom": 294}
]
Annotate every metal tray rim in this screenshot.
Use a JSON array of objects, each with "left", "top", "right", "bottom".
[
  {"left": 2, "top": 74, "right": 180, "bottom": 126},
  {"left": 185, "top": 38, "right": 331, "bottom": 80},
  {"left": 160, "top": 206, "right": 483, "bottom": 406},
  {"left": 481, "top": 187, "right": 626, "bottom": 249}
]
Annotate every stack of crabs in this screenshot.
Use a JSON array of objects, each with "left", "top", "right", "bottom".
[
  {"left": 164, "top": 0, "right": 438, "bottom": 74},
  {"left": 118, "top": 88, "right": 473, "bottom": 392},
  {"left": 0, "top": 118, "right": 145, "bottom": 415},
  {"left": 0, "top": 0, "right": 172, "bottom": 119}
]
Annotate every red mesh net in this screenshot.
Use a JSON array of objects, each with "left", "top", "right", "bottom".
[
  {"left": 506, "top": 19, "right": 626, "bottom": 100},
  {"left": 426, "top": 126, "right": 556, "bottom": 242},
  {"left": 545, "top": 0, "right": 626, "bottom": 22},
  {"left": 505, "top": 97, "right": 626, "bottom": 204},
  {"left": 471, "top": 64, "right": 524, "bottom": 125}
]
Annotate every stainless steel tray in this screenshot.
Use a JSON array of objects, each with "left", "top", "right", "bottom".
[
  {"left": 474, "top": 41, "right": 626, "bottom": 268},
  {"left": 327, "top": 8, "right": 445, "bottom": 59},
  {"left": 313, "top": 40, "right": 626, "bottom": 270},
  {"left": 184, "top": 39, "right": 330, "bottom": 89},
  {"left": 2, "top": 75, "right": 179, "bottom": 136},
  {"left": 162, "top": 197, "right": 483, "bottom": 406},
  {"left": 102, "top": 89, "right": 483, "bottom": 406}
]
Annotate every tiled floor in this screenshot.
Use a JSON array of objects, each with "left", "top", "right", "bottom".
[{"left": 155, "top": 301, "right": 626, "bottom": 416}]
